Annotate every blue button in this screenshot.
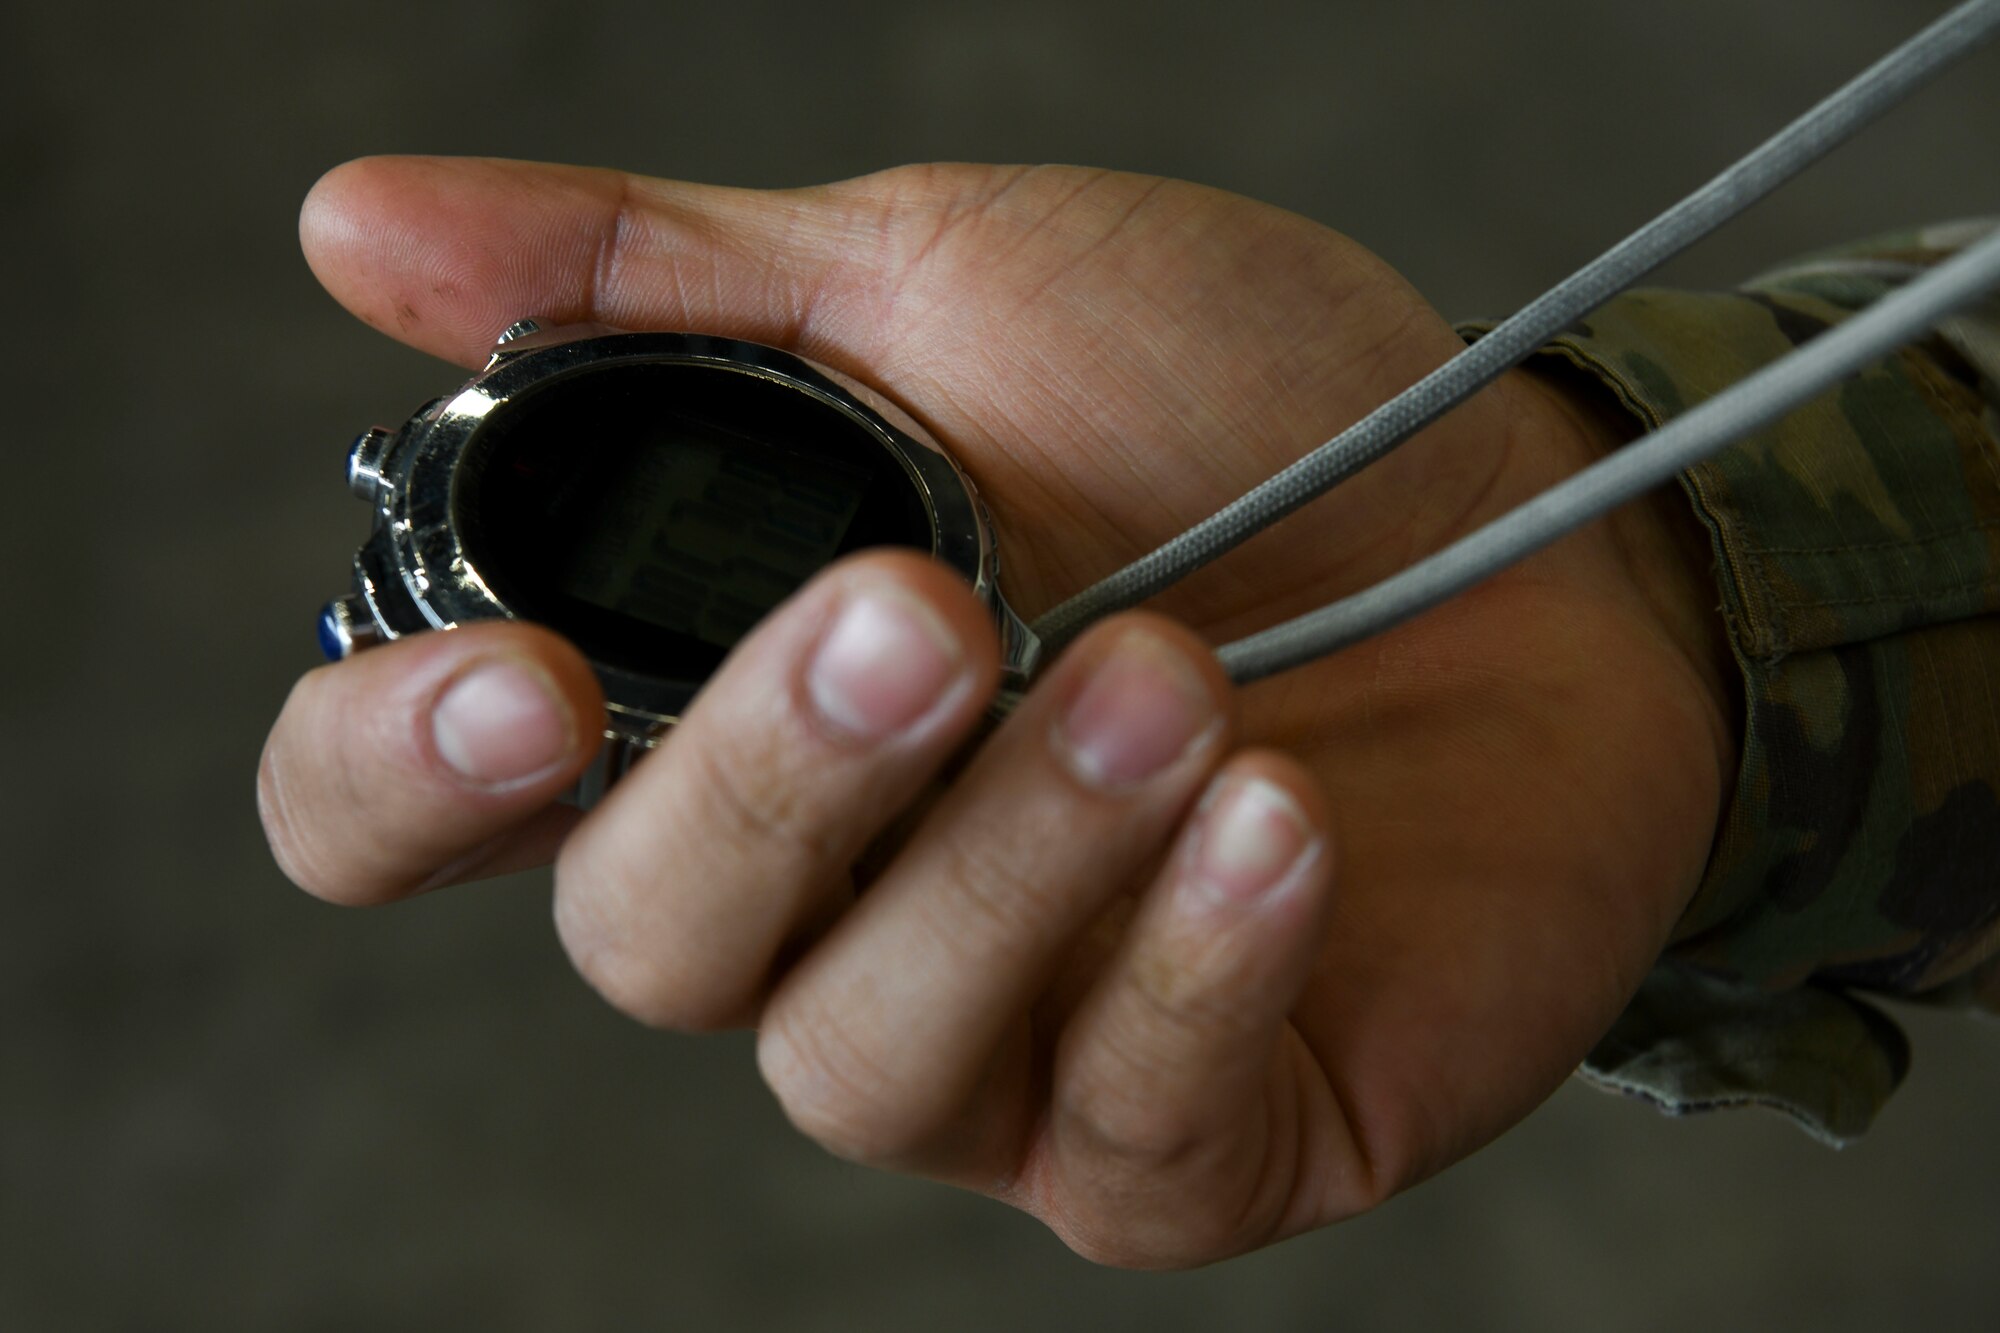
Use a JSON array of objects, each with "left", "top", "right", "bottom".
[{"left": 316, "top": 601, "right": 346, "bottom": 662}]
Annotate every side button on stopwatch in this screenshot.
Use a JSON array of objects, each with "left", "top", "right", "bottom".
[
  {"left": 316, "top": 593, "right": 380, "bottom": 662},
  {"left": 346, "top": 427, "right": 394, "bottom": 503}
]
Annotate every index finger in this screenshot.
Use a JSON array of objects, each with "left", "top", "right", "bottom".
[{"left": 257, "top": 620, "right": 604, "bottom": 905}]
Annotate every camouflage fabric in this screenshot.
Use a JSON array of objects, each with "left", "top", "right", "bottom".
[{"left": 1480, "top": 219, "right": 2000, "bottom": 1144}]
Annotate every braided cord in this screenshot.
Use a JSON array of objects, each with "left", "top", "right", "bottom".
[
  {"left": 1216, "top": 226, "right": 2000, "bottom": 681},
  {"left": 1028, "top": 0, "right": 2000, "bottom": 658}
]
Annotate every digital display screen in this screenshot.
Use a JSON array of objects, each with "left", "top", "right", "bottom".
[
  {"left": 556, "top": 425, "right": 872, "bottom": 648},
  {"left": 456, "top": 358, "right": 934, "bottom": 681}
]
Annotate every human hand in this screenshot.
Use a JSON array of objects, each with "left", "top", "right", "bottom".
[{"left": 260, "top": 157, "right": 1737, "bottom": 1266}]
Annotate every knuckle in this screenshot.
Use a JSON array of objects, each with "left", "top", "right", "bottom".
[
  {"left": 1043, "top": 1102, "right": 1279, "bottom": 1271},
  {"left": 568, "top": 937, "right": 694, "bottom": 1031},
  {"left": 1060, "top": 1072, "right": 1208, "bottom": 1176},
  {"left": 550, "top": 714, "right": 860, "bottom": 1033},
  {"left": 685, "top": 732, "right": 844, "bottom": 872},
  {"left": 926, "top": 832, "right": 1061, "bottom": 964},
  {"left": 1056, "top": 968, "right": 1265, "bottom": 1172},
  {"left": 551, "top": 853, "right": 748, "bottom": 1032},
  {"left": 756, "top": 1006, "right": 936, "bottom": 1166}
]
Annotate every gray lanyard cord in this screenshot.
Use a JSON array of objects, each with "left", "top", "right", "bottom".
[
  {"left": 1027, "top": 0, "right": 2000, "bottom": 675},
  {"left": 1218, "top": 225, "right": 2000, "bottom": 682}
]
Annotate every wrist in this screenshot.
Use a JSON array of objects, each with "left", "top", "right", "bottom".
[{"left": 1514, "top": 362, "right": 1744, "bottom": 805}]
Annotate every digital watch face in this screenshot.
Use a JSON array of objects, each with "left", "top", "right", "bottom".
[{"left": 454, "top": 358, "right": 936, "bottom": 678}]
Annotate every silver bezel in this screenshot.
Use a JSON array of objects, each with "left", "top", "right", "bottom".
[{"left": 343, "top": 324, "right": 1036, "bottom": 752}]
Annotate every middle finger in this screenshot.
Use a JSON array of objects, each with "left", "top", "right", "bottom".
[{"left": 552, "top": 551, "right": 999, "bottom": 1031}]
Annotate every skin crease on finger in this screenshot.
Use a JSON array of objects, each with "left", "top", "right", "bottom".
[{"left": 287, "top": 155, "right": 1740, "bottom": 1266}]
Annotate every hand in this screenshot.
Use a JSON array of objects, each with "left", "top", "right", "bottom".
[{"left": 259, "top": 157, "right": 1737, "bottom": 1267}]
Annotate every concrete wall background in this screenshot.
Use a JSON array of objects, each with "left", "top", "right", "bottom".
[{"left": 6, "top": 2, "right": 1996, "bottom": 1327}]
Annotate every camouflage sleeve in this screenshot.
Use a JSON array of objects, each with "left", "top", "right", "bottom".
[{"left": 1474, "top": 219, "right": 2000, "bottom": 1143}]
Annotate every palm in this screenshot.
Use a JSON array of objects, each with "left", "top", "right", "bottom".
[{"left": 308, "top": 158, "right": 1731, "bottom": 1248}]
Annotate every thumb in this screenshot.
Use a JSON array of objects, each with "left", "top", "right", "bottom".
[{"left": 299, "top": 154, "right": 989, "bottom": 368}]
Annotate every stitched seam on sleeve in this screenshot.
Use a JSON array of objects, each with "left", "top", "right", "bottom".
[{"left": 1529, "top": 336, "right": 1789, "bottom": 656}]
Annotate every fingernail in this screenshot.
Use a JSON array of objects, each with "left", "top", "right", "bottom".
[
  {"left": 807, "top": 588, "right": 966, "bottom": 740},
  {"left": 432, "top": 659, "right": 575, "bottom": 788},
  {"left": 1188, "top": 777, "right": 1316, "bottom": 906},
  {"left": 1053, "top": 629, "right": 1217, "bottom": 790}
]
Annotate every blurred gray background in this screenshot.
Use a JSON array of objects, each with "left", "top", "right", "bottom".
[{"left": 6, "top": 1, "right": 1997, "bottom": 1328}]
